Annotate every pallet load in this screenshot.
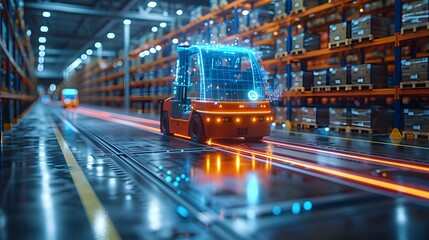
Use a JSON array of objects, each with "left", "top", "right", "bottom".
[
  {"left": 275, "top": 36, "right": 288, "bottom": 59},
  {"left": 403, "top": 109, "right": 429, "bottom": 139},
  {"left": 254, "top": 45, "right": 276, "bottom": 60},
  {"left": 351, "top": 15, "right": 390, "bottom": 43},
  {"left": 401, "top": 57, "right": 429, "bottom": 88},
  {"left": 350, "top": 107, "right": 390, "bottom": 134},
  {"left": 291, "top": 33, "right": 320, "bottom": 55},
  {"left": 350, "top": 64, "right": 387, "bottom": 89},
  {"left": 290, "top": 71, "right": 313, "bottom": 91},
  {"left": 311, "top": 69, "right": 330, "bottom": 92},
  {"left": 249, "top": 8, "right": 273, "bottom": 29},
  {"left": 329, "top": 108, "right": 351, "bottom": 132},
  {"left": 275, "top": 73, "right": 287, "bottom": 91},
  {"left": 291, "top": 0, "right": 325, "bottom": 15},
  {"left": 402, "top": 0, "right": 429, "bottom": 34},
  {"left": 274, "top": 0, "right": 287, "bottom": 20},
  {"left": 329, "top": 21, "right": 351, "bottom": 49},
  {"left": 329, "top": 66, "right": 351, "bottom": 90},
  {"left": 301, "top": 107, "right": 329, "bottom": 128}
]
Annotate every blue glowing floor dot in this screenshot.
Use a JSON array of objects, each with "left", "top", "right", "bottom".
[
  {"left": 272, "top": 206, "right": 282, "bottom": 216},
  {"left": 303, "top": 201, "right": 312, "bottom": 211},
  {"left": 173, "top": 181, "right": 179, "bottom": 187},
  {"left": 176, "top": 205, "right": 189, "bottom": 218},
  {"left": 185, "top": 177, "right": 190, "bottom": 182},
  {"left": 165, "top": 176, "right": 172, "bottom": 183},
  {"left": 158, "top": 166, "right": 163, "bottom": 170},
  {"left": 167, "top": 170, "right": 171, "bottom": 175},
  {"left": 181, "top": 174, "right": 186, "bottom": 179},
  {"left": 176, "top": 177, "right": 181, "bottom": 182},
  {"left": 291, "top": 202, "right": 301, "bottom": 215}
]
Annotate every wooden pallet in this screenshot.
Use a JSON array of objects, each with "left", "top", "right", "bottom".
[
  {"left": 300, "top": 122, "right": 318, "bottom": 129},
  {"left": 275, "top": 51, "right": 288, "bottom": 59},
  {"left": 350, "top": 126, "right": 374, "bottom": 134},
  {"left": 328, "top": 39, "right": 350, "bottom": 49},
  {"left": 290, "top": 86, "right": 305, "bottom": 92},
  {"left": 401, "top": 22, "right": 429, "bottom": 34},
  {"left": 290, "top": 7, "right": 305, "bottom": 15},
  {"left": 351, "top": 84, "right": 373, "bottom": 90},
  {"left": 400, "top": 80, "right": 429, "bottom": 89},
  {"left": 274, "top": 13, "right": 287, "bottom": 21},
  {"left": 403, "top": 131, "right": 429, "bottom": 140},
  {"left": 311, "top": 86, "right": 331, "bottom": 92},
  {"left": 350, "top": 34, "right": 374, "bottom": 44},
  {"left": 248, "top": 23, "right": 261, "bottom": 29},
  {"left": 330, "top": 84, "right": 353, "bottom": 91},
  {"left": 291, "top": 48, "right": 306, "bottom": 55},
  {"left": 329, "top": 125, "right": 350, "bottom": 133}
]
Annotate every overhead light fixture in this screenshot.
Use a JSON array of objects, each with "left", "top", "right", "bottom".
[
  {"left": 160, "top": 22, "right": 167, "bottom": 28},
  {"left": 143, "top": 50, "right": 150, "bottom": 56},
  {"left": 67, "top": 58, "right": 82, "bottom": 72},
  {"left": 37, "top": 64, "right": 44, "bottom": 71},
  {"left": 39, "top": 45, "right": 45, "bottom": 51},
  {"left": 163, "top": 11, "right": 168, "bottom": 17},
  {"left": 86, "top": 49, "right": 93, "bottom": 55},
  {"left": 107, "top": 32, "right": 115, "bottom": 39},
  {"left": 151, "top": 26, "right": 158, "bottom": 32},
  {"left": 81, "top": 54, "right": 88, "bottom": 60},
  {"left": 123, "top": 19, "right": 131, "bottom": 25},
  {"left": 38, "top": 37, "right": 46, "bottom": 43},
  {"left": 149, "top": 47, "right": 156, "bottom": 54},
  {"left": 49, "top": 84, "right": 56, "bottom": 92},
  {"left": 147, "top": 1, "right": 157, "bottom": 8},
  {"left": 94, "top": 42, "right": 102, "bottom": 48},
  {"left": 40, "top": 26, "right": 48, "bottom": 32},
  {"left": 38, "top": 57, "right": 44, "bottom": 63},
  {"left": 26, "top": 30, "right": 31, "bottom": 36},
  {"left": 39, "top": 51, "right": 46, "bottom": 57},
  {"left": 172, "top": 38, "right": 179, "bottom": 44},
  {"left": 139, "top": 52, "right": 145, "bottom": 58},
  {"left": 155, "top": 45, "right": 161, "bottom": 51},
  {"left": 242, "top": 10, "right": 249, "bottom": 16},
  {"left": 176, "top": 9, "right": 183, "bottom": 16},
  {"left": 42, "top": 11, "right": 51, "bottom": 18}
]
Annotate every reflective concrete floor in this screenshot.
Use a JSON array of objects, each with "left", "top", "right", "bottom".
[{"left": 1, "top": 102, "right": 429, "bottom": 239}]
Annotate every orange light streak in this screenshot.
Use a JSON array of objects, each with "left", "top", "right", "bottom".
[
  {"left": 263, "top": 140, "right": 429, "bottom": 173},
  {"left": 210, "top": 142, "right": 429, "bottom": 199},
  {"left": 173, "top": 133, "right": 191, "bottom": 140}
]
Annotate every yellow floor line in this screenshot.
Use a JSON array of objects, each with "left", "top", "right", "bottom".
[
  {"left": 285, "top": 130, "right": 429, "bottom": 150},
  {"left": 51, "top": 119, "right": 121, "bottom": 240}
]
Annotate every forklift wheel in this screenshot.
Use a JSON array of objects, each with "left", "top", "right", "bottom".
[
  {"left": 190, "top": 114, "right": 207, "bottom": 143},
  {"left": 161, "top": 111, "right": 170, "bottom": 135}
]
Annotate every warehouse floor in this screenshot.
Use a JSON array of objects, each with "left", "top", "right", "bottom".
[{"left": 1, "top": 102, "right": 429, "bottom": 239}]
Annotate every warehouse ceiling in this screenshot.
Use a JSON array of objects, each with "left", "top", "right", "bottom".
[{"left": 24, "top": 0, "right": 210, "bottom": 81}]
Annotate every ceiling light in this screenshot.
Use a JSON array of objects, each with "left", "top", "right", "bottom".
[
  {"left": 94, "top": 42, "right": 102, "bottom": 48},
  {"left": 163, "top": 11, "right": 168, "bottom": 17},
  {"left": 176, "top": 9, "right": 183, "bottom": 16},
  {"left": 26, "top": 30, "right": 31, "bottom": 36},
  {"left": 149, "top": 47, "right": 156, "bottom": 54},
  {"left": 38, "top": 57, "right": 44, "bottom": 63},
  {"left": 172, "top": 38, "right": 179, "bottom": 44},
  {"left": 37, "top": 64, "right": 44, "bottom": 71},
  {"left": 139, "top": 52, "right": 145, "bottom": 58},
  {"left": 38, "top": 37, "right": 46, "bottom": 43},
  {"left": 143, "top": 50, "right": 150, "bottom": 56},
  {"left": 155, "top": 45, "right": 161, "bottom": 51},
  {"left": 42, "top": 11, "right": 51, "bottom": 18},
  {"left": 147, "top": 1, "right": 157, "bottom": 8},
  {"left": 40, "top": 26, "right": 48, "bottom": 32},
  {"left": 242, "top": 10, "right": 249, "bottom": 16},
  {"left": 107, "top": 33, "right": 115, "bottom": 39},
  {"left": 123, "top": 19, "right": 131, "bottom": 25},
  {"left": 160, "top": 22, "right": 167, "bottom": 28},
  {"left": 86, "top": 49, "right": 93, "bottom": 55},
  {"left": 39, "top": 51, "right": 46, "bottom": 57},
  {"left": 39, "top": 45, "right": 45, "bottom": 51},
  {"left": 151, "top": 26, "right": 158, "bottom": 32},
  {"left": 49, "top": 84, "right": 56, "bottom": 92},
  {"left": 81, "top": 54, "right": 88, "bottom": 60}
]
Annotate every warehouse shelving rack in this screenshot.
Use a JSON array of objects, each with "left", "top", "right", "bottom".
[
  {"left": 71, "top": 0, "right": 429, "bottom": 136},
  {"left": 0, "top": 0, "right": 37, "bottom": 136}
]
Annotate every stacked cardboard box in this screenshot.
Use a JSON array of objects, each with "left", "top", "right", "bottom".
[
  {"left": 274, "top": 0, "right": 287, "bottom": 20},
  {"left": 249, "top": 8, "right": 273, "bottom": 28},
  {"left": 351, "top": 107, "right": 389, "bottom": 130},
  {"left": 401, "top": 57, "right": 429, "bottom": 81},
  {"left": 404, "top": 109, "right": 429, "bottom": 132},
  {"left": 329, "top": 67, "right": 350, "bottom": 85},
  {"left": 254, "top": 45, "right": 276, "bottom": 60},
  {"left": 291, "top": 71, "right": 313, "bottom": 90},
  {"left": 329, "top": 108, "right": 351, "bottom": 126},
  {"left": 292, "top": 33, "right": 320, "bottom": 52},
  {"left": 350, "top": 64, "right": 387, "bottom": 87},
  {"left": 313, "top": 69, "right": 329, "bottom": 86},
  {"left": 402, "top": 0, "right": 428, "bottom": 29},
  {"left": 291, "top": 0, "right": 320, "bottom": 13},
  {"left": 351, "top": 15, "right": 390, "bottom": 41},
  {"left": 301, "top": 107, "right": 329, "bottom": 126}
]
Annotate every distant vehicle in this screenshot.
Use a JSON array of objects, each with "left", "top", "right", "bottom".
[
  {"left": 61, "top": 88, "right": 79, "bottom": 107},
  {"left": 160, "top": 44, "right": 272, "bottom": 143},
  {"left": 41, "top": 95, "right": 51, "bottom": 104}
]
